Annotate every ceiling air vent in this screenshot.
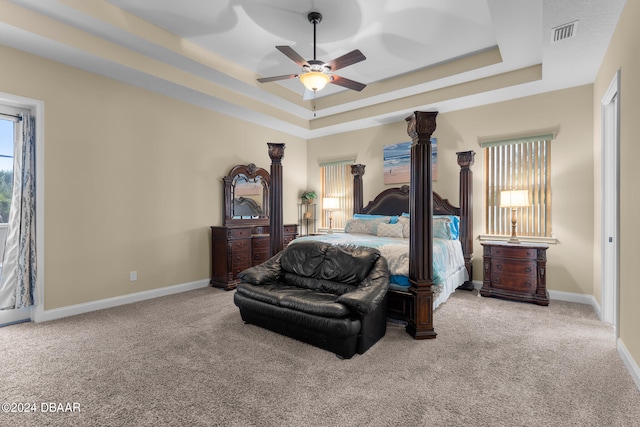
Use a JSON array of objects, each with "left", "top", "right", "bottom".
[{"left": 551, "top": 20, "right": 578, "bottom": 43}]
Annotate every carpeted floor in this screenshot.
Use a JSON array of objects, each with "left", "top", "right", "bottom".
[{"left": 0, "top": 287, "right": 639, "bottom": 426}]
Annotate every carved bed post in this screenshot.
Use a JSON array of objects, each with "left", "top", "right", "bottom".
[
  {"left": 456, "top": 150, "right": 475, "bottom": 290},
  {"left": 405, "top": 111, "right": 437, "bottom": 340},
  {"left": 351, "top": 164, "right": 366, "bottom": 214},
  {"left": 268, "top": 143, "right": 285, "bottom": 256}
]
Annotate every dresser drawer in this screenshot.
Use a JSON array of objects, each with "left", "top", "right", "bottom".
[
  {"left": 252, "top": 236, "right": 269, "bottom": 250},
  {"left": 228, "top": 227, "right": 252, "bottom": 239},
  {"left": 253, "top": 250, "right": 270, "bottom": 264},
  {"left": 488, "top": 245, "right": 537, "bottom": 260},
  {"left": 231, "top": 239, "right": 249, "bottom": 253},
  {"left": 231, "top": 262, "right": 251, "bottom": 278}
]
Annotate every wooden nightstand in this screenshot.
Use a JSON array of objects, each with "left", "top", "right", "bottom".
[{"left": 480, "top": 241, "right": 549, "bottom": 306}]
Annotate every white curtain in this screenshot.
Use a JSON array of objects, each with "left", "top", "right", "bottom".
[{"left": 0, "top": 113, "right": 37, "bottom": 310}]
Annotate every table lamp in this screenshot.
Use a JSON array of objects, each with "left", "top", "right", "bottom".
[
  {"left": 500, "top": 190, "right": 530, "bottom": 244},
  {"left": 323, "top": 197, "right": 339, "bottom": 234}
]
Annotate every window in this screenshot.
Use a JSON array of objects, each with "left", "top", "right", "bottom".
[
  {"left": 0, "top": 116, "right": 15, "bottom": 225},
  {"left": 484, "top": 135, "right": 552, "bottom": 238},
  {"left": 319, "top": 161, "right": 354, "bottom": 229}
]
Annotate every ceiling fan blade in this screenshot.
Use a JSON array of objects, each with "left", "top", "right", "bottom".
[
  {"left": 257, "top": 74, "right": 298, "bottom": 83},
  {"left": 326, "top": 49, "right": 366, "bottom": 72},
  {"left": 276, "top": 46, "right": 309, "bottom": 67},
  {"left": 330, "top": 75, "right": 366, "bottom": 92}
]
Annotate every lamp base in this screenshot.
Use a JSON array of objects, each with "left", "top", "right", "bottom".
[{"left": 507, "top": 237, "right": 521, "bottom": 244}]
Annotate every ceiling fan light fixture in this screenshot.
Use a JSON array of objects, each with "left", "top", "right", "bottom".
[{"left": 300, "top": 71, "right": 330, "bottom": 92}]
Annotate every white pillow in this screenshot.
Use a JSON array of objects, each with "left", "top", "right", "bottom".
[
  {"left": 345, "top": 217, "right": 389, "bottom": 235},
  {"left": 396, "top": 216, "right": 410, "bottom": 238},
  {"left": 376, "top": 222, "right": 404, "bottom": 238}
]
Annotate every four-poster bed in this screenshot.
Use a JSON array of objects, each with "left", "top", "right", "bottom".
[{"left": 266, "top": 111, "right": 474, "bottom": 339}]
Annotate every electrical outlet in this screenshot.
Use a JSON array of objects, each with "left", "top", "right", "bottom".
[{"left": 129, "top": 271, "right": 137, "bottom": 281}]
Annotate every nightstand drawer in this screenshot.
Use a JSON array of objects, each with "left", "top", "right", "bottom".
[
  {"left": 492, "top": 259, "right": 536, "bottom": 276},
  {"left": 491, "top": 273, "right": 536, "bottom": 292},
  {"left": 284, "top": 225, "right": 297, "bottom": 234},
  {"left": 488, "top": 245, "right": 538, "bottom": 260}
]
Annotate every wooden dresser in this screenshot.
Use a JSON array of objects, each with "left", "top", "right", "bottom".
[
  {"left": 480, "top": 241, "right": 549, "bottom": 306},
  {"left": 210, "top": 224, "right": 298, "bottom": 290}
]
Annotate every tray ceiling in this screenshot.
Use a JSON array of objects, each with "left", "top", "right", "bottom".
[{"left": 0, "top": 0, "right": 625, "bottom": 138}]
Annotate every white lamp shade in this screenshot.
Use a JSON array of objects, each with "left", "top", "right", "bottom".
[
  {"left": 500, "top": 190, "right": 530, "bottom": 208},
  {"left": 300, "top": 71, "right": 330, "bottom": 91},
  {"left": 323, "top": 197, "right": 339, "bottom": 210}
]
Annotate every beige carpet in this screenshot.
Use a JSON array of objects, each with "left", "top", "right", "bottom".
[{"left": 0, "top": 287, "right": 639, "bottom": 427}]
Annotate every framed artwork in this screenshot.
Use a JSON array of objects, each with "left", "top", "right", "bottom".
[{"left": 383, "top": 138, "right": 437, "bottom": 184}]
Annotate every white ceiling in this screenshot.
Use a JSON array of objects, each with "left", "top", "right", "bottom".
[{"left": 1, "top": 0, "right": 626, "bottom": 139}]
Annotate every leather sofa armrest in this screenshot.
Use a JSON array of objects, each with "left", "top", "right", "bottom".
[
  {"left": 336, "top": 257, "right": 390, "bottom": 315},
  {"left": 237, "top": 252, "right": 283, "bottom": 285}
]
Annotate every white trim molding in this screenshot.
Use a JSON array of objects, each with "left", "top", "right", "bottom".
[
  {"left": 548, "top": 290, "right": 601, "bottom": 318},
  {"left": 618, "top": 339, "right": 640, "bottom": 393},
  {"left": 33, "top": 279, "right": 209, "bottom": 323},
  {"left": 0, "top": 91, "right": 44, "bottom": 326}
]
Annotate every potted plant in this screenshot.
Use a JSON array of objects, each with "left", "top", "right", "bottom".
[{"left": 301, "top": 190, "right": 317, "bottom": 204}]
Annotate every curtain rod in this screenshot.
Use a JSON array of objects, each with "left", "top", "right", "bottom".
[{"left": 0, "top": 112, "right": 22, "bottom": 122}]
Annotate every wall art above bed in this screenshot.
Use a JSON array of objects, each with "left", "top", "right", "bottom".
[{"left": 383, "top": 139, "right": 437, "bottom": 184}]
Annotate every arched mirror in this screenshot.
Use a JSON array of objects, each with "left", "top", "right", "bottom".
[{"left": 223, "top": 163, "right": 270, "bottom": 226}]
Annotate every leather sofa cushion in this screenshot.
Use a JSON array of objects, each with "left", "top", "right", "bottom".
[
  {"left": 236, "top": 282, "right": 351, "bottom": 318},
  {"left": 281, "top": 241, "right": 380, "bottom": 285},
  {"left": 280, "top": 242, "right": 327, "bottom": 278},
  {"left": 234, "top": 293, "right": 362, "bottom": 338},
  {"left": 319, "top": 245, "right": 380, "bottom": 284},
  {"left": 282, "top": 272, "right": 357, "bottom": 295}
]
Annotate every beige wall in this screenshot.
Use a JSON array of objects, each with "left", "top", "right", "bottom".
[
  {"left": 594, "top": 0, "right": 640, "bottom": 372},
  {"left": 0, "top": 45, "right": 306, "bottom": 310},
  {"left": 309, "top": 85, "right": 595, "bottom": 296}
]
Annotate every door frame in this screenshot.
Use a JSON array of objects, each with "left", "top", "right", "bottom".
[
  {"left": 600, "top": 70, "right": 620, "bottom": 335},
  {"left": 0, "top": 92, "right": 44, "bottom": 326}
]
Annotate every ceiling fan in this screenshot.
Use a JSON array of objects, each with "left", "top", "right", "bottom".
[{"left": 257, "top": 12, "right": 367, "bottom": 97}]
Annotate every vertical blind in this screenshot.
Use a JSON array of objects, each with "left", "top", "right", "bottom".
[
  {"left": 320, "top": 161, "right": 354, "bottom": 229},
  {"left": 484, "top": 135, "right": 552, "bottom": 237}
]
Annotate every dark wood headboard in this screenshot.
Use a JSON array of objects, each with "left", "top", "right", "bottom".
[{"left": 361, "top": 185, "right": 460, "bottom": 217}]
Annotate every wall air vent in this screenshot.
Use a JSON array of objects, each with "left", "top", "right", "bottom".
[{"left": 551, "top": 20, "right": 579, "bottom": 43}]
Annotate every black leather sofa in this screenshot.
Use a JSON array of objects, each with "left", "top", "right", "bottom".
[{"left": 233, "top": 240, "right": 390, "bottom": 358}]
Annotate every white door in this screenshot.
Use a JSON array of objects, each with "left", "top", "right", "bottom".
[{"left": 601, "top": 71, "right": 620, "bottom": 334}]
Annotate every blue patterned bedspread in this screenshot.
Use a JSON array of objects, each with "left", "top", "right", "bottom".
[{"left": 290, "top": 233, "right": 465, "bottom": 290}]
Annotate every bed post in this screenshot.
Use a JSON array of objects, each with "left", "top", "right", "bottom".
[
  {"left": 405, "top": 111, "right": 437, "bottom": 340},
  {"left": 351, "top": 164, "right": 365, "bottom": 214},
  {"left": 268, "top": 143, "right": 285, "bottom": 256},
  {"left": 456, "top": 151, "right": 475, "bottom": 290}
]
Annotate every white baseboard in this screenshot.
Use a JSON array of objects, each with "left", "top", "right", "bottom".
[
  {"left": 32, "top": 279, "right": 210, "bottom": 323},
  {"left": 618, "top": 339, "right": 640, "bottom": 393},
  {"left": 472, "top": 283, "right": 602, "bottom": 316},
  {"left": 548, "top": 290, "right": 601, "bottom": 317}
]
